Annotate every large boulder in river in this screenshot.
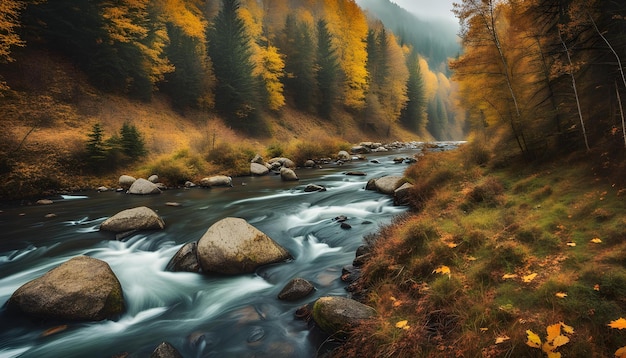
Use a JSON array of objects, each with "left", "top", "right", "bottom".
[
  {"left": 118, "top": 175, "right": 136, "bottom": 189},
  {"left": 196, "top": 217, "right": 292, "bottom": 275},
  {"left": 6, "top": 255, "right": 125, "bottom": 321},
  {"left": 368, "top": 176, "right": 405, "bottom": 195},
  {"left": 251, "top": 162, "right": 270, "bottom": 176},
  {"left": 200, "top": 175, "right": 233, "bottom": 187},
  {"left": 312, "top": 296, "right": 376, "bottom": 338},
  {"left": 280, "top": 167, "right": 299, "bottom": 181},
  {"left": 100, "top": 206, "right": 165, "bottom": 233},
  {"left": 337, "top": 150, "right": 351, "bottom": 161},
  {"left": 128, "top": 178, "right": 162, "bottom": 195},
  {"left": 393, "top": 182, "right": 414, "bottom": 206}
]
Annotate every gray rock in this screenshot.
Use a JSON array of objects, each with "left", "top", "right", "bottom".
[
  {"left": 278, "top": 278, "right": 315, "bottom": 301},
  {"left": 304, "top": 160, "right": 316, "bottom": 168},
  {"left": 351, "top": 146, "right": 369, "bottom": 154},
  {"left": 196, "top": 217, "right": 292, "bottom": 275},
  {"left": 6, "top": 256, "right": 125, "bottom": 321},
  {"left": 184, "top": 181, "right": 196, "bottom": 188},
  {"left": 372, "top": 176, "right": 405, "bottom": 195},
  {"left": 345, "top": 171, "right": 366, "bottom": 176},
  {"left": 365, "top": 178, "right": 378, "bottom": 191},
  {"left": 268, "top": 157, "right": 296, "bottom": 169},
  {"left": 312, "top": 296, "right": 376, "bottom": 338},
  {"left": 304, "top": 184, "right": 326, "bottom": 192},
  {"left": 394, "top": 182, "right": 414, "bottom": 206},
  {"left": 148, "top": 174, "right": 159, "bottom": 183},
  {"left": 280, "top": 167, "right": 299, "bottom": 181},
  {"left": 337, "top": 150, "right": 351, "bottom": 161},
  {"left": 150, "top": 342, "right": 183, "bottom": 358},
  {"left": 128, "top": 178, "right": 162, "bottom": 195},
  {"left": 97, "top": 186, "right": 109, "bottom": 192},
  {"left": 200, "top": 175, "right": 233, "bottom": 187},
  {"left": 118, "top": 175, "right": 136, "bottom": 189},
  {"left": 165, "top": 242, "right": 200, "bottom": 273},
  {"left": 36, "top": 199, "right": 53, "bottom": 205},
  {"left": 155, "top": 183, "right": 167, "bottom": 191},
  {"left": 393, "top": 157, "right": 405, "bottom": 163},
  {"left": 251, "top": 162, "right": 270, "bottom": 176},
  {"left": 100, "top": 206, "right": 165, "bottom": 233}
]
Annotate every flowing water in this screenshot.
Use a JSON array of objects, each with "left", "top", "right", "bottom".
[{"left": 0, "top": 143, "right": 462, "bottom": 358}]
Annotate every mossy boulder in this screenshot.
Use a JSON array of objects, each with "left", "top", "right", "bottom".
[
  {"left": 312, "top": 296, "right": 376, "bottom": 338},
  {"left": 6, "top": 256, "right": 125, "bottom": 321}
]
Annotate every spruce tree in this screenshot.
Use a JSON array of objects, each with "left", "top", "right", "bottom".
[
  {"left": 315, "top": 19, "right": 340, "bottom": 119},
  {"left": 208, "top": 0, "right": 258, "bottom": 120},
  {"left": 119, "top": 122, "right": 146, "bottom": 159},
  {"left": 400, "top": 51, "right": 426, "bottom": 133},
  {"left": 85, "top": 123, "right": 107, "bottom": 167},
  {"left": 279, "top": 16, "right": 316, "bottom": 112}
]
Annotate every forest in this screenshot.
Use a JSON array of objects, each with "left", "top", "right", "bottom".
[{"left": 0, "top": 0, "right": 462, "bottom": 138}]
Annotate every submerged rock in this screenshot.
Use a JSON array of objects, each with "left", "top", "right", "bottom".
[
  {"left": 278, "top": 278, "right": 315, "bottom": 301},
  {"left": 6, "top": 256, "right": 125, "bottom": 321},
  {"left": 150, "top": 342, "right": 183, "bottom": 358}
]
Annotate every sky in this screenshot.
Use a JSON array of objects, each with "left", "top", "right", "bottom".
[{"left": 391, "top": 0, "right": 457, "bottom": 22}]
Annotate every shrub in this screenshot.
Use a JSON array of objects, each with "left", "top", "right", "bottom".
[{"left": 206, "top": 142, "right": 256, "bottom": 175}]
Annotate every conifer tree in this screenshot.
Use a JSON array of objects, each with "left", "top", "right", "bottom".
[
  {"left": 208, "top": 0, "right": 258, "bottom": 120},
  {"left": 85, "top": 123, "right": 107, "bottom": 167},
  {"left": 400, "top": 51, "right": 426, "bottom": 133},
  {"left": 315, "top": 19, "right": 340, "bottom": 119},
  {"left": 119, "top": 122, "right": 146, "bottom": 159}
]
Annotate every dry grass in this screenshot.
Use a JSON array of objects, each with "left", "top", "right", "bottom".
[{"left": 336, "top": 144, "right": 626, "bottom": 357}]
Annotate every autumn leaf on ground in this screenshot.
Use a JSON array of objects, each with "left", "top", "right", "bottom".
[
  {"left": 552, "top": 335, "right": 569, "bottom": 348},
  {"left": 555, "top": 292, "right": 567, "bottom": 299},
  {"left": 395, "top": 320, "right": 410, "bottom": 330},
  {"left": 393, "top": 300, "right": 402, "bottom": 307},
  {"left": 502, "top": 273, "right": 518, "bottom": 280},
  {"left": 523, "top": 273, "right": 538, "bottom": 283},
  {"left": 526, "top": 329, "right": 542, "bottom": 348},
  {"left": 615, "top": 346, "right": 626, "bottom": 358},
  {"left": 566, "top": 242, "right": 576, "bottom": 247},
  {"left": 591, "top": 237, "right": 602, "bottom": 244},
  {"left": 546, "top": 323, "right": 561, "bottom": 343},
  {"left": 446, "top": 242, "right": 458, "bottom": 248},
  {"left": 546, "top": 352, "right": 562, "bottom": 358},
  {"left": 495, "top": 335, "right": 510, "bottom": 344},
  {"left": 480, "top": 327, "right": 488, "bottom": 332},
  {"left": 609, "top": 318, "right": 626, "bottom": 329},
  {"left": 466, "top": 256, "right": 477, "bottom": 261},
  {"left": 560, "top": 322, "right": 574, "bottom": 334},
  {"left": 433, "top": 265, "right": 451, "bottom": 277},
  {"left": 594, "top": 284, "right": 600, "bottom": 291}
]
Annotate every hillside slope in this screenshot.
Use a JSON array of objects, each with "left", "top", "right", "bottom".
[{"left": 0, "top": 49, "right": 421, "bottom": 200}]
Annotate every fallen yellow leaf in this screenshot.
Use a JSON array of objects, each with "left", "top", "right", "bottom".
[
  {"left": 393, "top": 300, "right": 402, "bottom": 307},
  {"left": 389, "top": 296, "right": 396, "bottom": 302},
  {"left": 566, "top": 242, "right": 576, "bottom": 247},
  {"left": 555, "top": 292, "right": 567, "bottom": 299},
  {"left": 395, "top": 320, "right": 410, "bottom": 329},
  {"left": 546, "top": 323, "right": 561, "bottom": 343},
  {"left": 594, "top": 284, "right": 600, "bottom": 291},
  {"left": 609, "top": 318, "right": 626, "bottom": 329},
  {"left": 467, "top": 256, "right": 477, "bottom": 261},
  {"left": 480, "top": 327, "right": 489, "bottom": 332},
  {"left": 495, "top": 335, "right": 510, "bottom": 344},
  {"left": 446, "top": 242, "right": 458, "bottom": 248},
  {"left": 615, "top": 346, "right": 626, "bottom": 358},
  {"left": 591, "top": 237, "right": 602, "bottom": 244},
  {"left": 560, "top": 322, "right": 574, "bottom": 334},
  {"left": 502, "top": 273, "right": 518, "bottom": 280},
  {"left": 523, "top": 273, "right": 538, "bottom": 283},
  {"left": 433, "top": 265, "right": 451, "bottom": 277},
  {"left": 546, "top": 351, "right": 562, "bottom": 358},
  {"left": 552, "top": 335, "right": 569, "bottom": 348},
  {"left": 526, "top": 329, "right": 542, "bottom": 348},
  {"left": 542, "top": 342, "right": 555, "bottom": 353}
]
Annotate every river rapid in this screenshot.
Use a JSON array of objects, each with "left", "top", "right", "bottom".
[{"left": 0, "top": 143, "right": 461, "bottom": 358}]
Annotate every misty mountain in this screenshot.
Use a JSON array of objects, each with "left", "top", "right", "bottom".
[{"left": 355, "top": 0, "right": 460, "bottom": 71}]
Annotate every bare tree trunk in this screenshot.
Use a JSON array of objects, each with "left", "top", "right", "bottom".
[
  {"left": 559, "top": 29, "right": 590, "bottom": 151},
  {"left": 589, "top": 14, "right": 626, "bottom": 148}
]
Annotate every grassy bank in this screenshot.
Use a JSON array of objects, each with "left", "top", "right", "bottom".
[{"left": 336, "top": 141, "right": 626, "bottom": 357}]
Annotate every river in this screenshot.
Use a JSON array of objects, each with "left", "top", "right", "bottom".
[{"left": 0, "top": 143, "right": 462, "bottom": 358}]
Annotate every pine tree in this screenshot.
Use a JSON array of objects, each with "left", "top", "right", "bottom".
[
  {"left": 208, "top": 0, "right": 258, "bottom": 120},
  {"left": 400, "top": 51, "right": 426, "bottom": 133},
  {"left": 279, "top": 15, "right": 316, "bottom": 111},
  {"left": 315, "top": 19, "right": 340, "bottom": 119},
  {"left": 85, "top": 123, "right": 107, "bottom": 167},
  {"left": 119, "top": 122, "right": 146, "bottom": 160}
]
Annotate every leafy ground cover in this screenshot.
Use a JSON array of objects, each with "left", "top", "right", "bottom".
[{"left": 337, "top": 141, "right": 626, "bottom": 357}]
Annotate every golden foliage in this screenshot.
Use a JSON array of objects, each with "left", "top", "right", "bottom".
[
  {"left": 609, "top": 318, "right": 626, "bottom": 330},
  {"left": 0, "top": 0, "right": 25, "bottom": 63}
]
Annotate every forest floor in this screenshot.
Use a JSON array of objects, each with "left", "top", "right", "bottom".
[{"left": 334, "top": 141, "right": 626, "bottom": 357}]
